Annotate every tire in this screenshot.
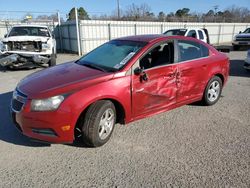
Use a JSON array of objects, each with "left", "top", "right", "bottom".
[
  {"left": 202, "top": 76, "right": 222, "bottom": 106},
  {"left": 81, "top": 100, "right": 116, "bottom": 147},
  {"left": 233, "top": 45, "right": 239, "bottom": 51},
  {"left": 48, "top": 53, "right": 56, "bottom": 67}
]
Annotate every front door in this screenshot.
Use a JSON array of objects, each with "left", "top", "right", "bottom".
[{"left": 131, "top": 42, "right": 178, "bottom": 118}]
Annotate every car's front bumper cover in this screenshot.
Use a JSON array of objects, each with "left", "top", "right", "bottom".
[
  {"left": 10, "top": 99, "right": 75, "bottom": 143},
  {"left": 0, "top": 53, "right": 50, "bottom": 67}
]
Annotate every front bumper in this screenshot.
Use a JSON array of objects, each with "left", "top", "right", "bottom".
[
  {"left": 10, "top": 99, "right": 75, "bottom": 143},
  {"left": 0, "top": 53, "right": 50, "bottom": 67},
  {"left": 232, "top": 41, "right": 250, "bottom": 46}
]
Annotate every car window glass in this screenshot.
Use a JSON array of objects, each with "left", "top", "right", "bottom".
[
  {"left": 164, "top": 29, "right": 187, "bottom": 36},
  {"left": 139, "top": 42, "right": 174, "bottom": 69},
  {"left": 77, "top": 40, "right": 146, "bottom": 72},
  {"left": 187, "top": 30, "right": 197, "bottom": 38},
  {"left": 243, "top": 28, "right": 250, "bottom": 33},
  {"left": 198, "top": 30, "right": 204, "bottom": 39},
  {"left": 177, "top": 40, "right": 209, "bottom": 62},
  {"left": 9, "top": 27, "right": 50, "bottom": 37}
]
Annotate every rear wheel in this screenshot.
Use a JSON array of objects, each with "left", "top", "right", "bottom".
[
  {"left": 202, "top": 76, "right": 222, "bottom": 106},
  {"left": 79, "top": 100, "right": 116, "bottom": 147},
  {"left": 233, "top": 45, "right": 240, "bottom": 51}
]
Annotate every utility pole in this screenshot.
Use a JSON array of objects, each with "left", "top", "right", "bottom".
[
  {"left": 117, "top": 0, "right": 120, "bottom": 19},
  {"left": 213, "top": 5, "right": 218, "bottom": 22}
]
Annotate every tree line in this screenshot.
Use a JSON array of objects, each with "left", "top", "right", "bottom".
[{"left": 24, "top": 3, "right": 250, "bottom": 23}]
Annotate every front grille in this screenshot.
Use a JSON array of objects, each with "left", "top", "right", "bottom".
[
  {"left": 236, "top": 37, "right": 250, "bottom": 41},
  {"left": 6, "top": 41, "right": 42, "bottom": 52},
  {"left": 11, "top": 89, "right": 27, "bottom": 112},
  {"left": 12, "top": 99, "right": 24, "bottom": 112}
]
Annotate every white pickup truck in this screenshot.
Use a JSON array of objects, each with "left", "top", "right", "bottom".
[
  {"left": 163, "top": 28, "right": 231, "bottom": 53},
  {"left": 0, "top": 25, "right": 56, "bottom": 69},
  {"left": 163, "top": 28, "right": 210, "bottom": 44}
]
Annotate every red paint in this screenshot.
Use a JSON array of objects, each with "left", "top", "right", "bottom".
[{"left": 12, "top": 35, "right": 229, "bottom": 143}]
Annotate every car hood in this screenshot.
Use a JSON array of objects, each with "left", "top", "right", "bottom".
[
  {"left": 18, "top": 62, "right": 114, "bottom": 99},
  {"left": 2, "top": 36, "right": 49, "bottom": 42},
  {"left": 236, "top": 33, "right": 250, "bottom": 38}
]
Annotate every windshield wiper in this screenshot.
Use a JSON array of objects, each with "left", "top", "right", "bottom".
[{"left": 82, "top": 63, "right": 107, "bottom": 72}]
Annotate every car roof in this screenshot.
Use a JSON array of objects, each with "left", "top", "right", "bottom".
[
  {"left": 114, "top": 34, "right": 206, "bottom": 43},
  {"left": 11, "top": 25, "right": 48, "bottom": 28},
  {"left": 115, "top": 34, "right": 169, "bottom": 43}
]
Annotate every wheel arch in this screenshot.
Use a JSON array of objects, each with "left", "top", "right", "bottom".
[
  {"left": 74, "top": 98, "right": 126, "bottom": 139},
  {"left": 214, "top": 73, "right": 225, "bottom": 86}
]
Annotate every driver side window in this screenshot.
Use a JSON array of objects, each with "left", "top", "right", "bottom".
[{"left": 139, "top": 42, "right": 174, "bottom": 70}]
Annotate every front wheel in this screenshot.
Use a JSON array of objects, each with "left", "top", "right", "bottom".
[
  {"left": 48, "top": 53, "right": 56, "bottom": 67},
  {"left": 202, "top": 76, "right": 222, "bottom": 106},
  {"left": 80, "top": 100, "right": 116, "bottom": 147}
]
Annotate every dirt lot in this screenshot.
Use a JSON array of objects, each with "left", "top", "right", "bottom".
[{"left": 0, "top": 51, "right": 249, "bottom": 187}]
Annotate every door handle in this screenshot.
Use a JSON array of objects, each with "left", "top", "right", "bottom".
[{"left": 140, "top": 71, "right": 148, "bottom": 82}]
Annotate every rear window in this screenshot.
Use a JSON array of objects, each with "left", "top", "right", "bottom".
[{"left": 164, "top": 29, "right": 187, "bottom": 36}]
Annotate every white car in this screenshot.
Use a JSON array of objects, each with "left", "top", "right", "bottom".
[
  {"left": 232, "top": 28, "right": 250, "bottom": 51},
  {"left": 244, "top": 50, "right": 250, "bottom": 71},
  {"left": 0, "top": 25, "right": 56, "bottom": 69},
  {"left": 163, "top": 28, "right": 209, "bottom": 44}
]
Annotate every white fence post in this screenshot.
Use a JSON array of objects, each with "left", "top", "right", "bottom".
[
  {"left": 108, "top": 23, "right": 111, "bottom": 40},
  {"left": 75, "top": 7, "right": 81, "bottom": 56},
  {"left": 57, "top": 11, "right": 63, "bottom": 52}
]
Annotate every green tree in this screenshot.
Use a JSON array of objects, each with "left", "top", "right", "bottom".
[
  {"left": 68, "top": 7, "right": 90, "bottom": 20},
  {"left": 175, "top": 8, "right": 190, "bottom": 17},
  {"left": 158, "top": 11, "right": 165, "bottom": 21}
]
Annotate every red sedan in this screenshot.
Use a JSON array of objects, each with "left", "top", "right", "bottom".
[{"left": 11, "top": 35, "right": 229, "bottom": 147}]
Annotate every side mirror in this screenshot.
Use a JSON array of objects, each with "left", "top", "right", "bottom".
[
  {"left": 4, "top": 34, "right": 7, "bottom": 38},
  {"left": 134, "top": 67, "right": 143, "bottom": 75},
  {"left": 239, "top": 31, "right": 242, "bottom": 34}
]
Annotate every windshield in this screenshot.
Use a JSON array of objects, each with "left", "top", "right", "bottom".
[
  {"left": 164, "top": 29, "right": 187, "bottom": 36},
  {"left": 76, "top": 40, "right": 147, "bottom": 72},
  {"left": 243, "top": 28, "right": 250, "bottom": 34},
  {"left": 8, "top": 26, "right": 50, "bottom": 37}
]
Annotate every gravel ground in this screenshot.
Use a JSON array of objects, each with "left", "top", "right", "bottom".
[{"left": 0, "top": 51, "right": 249, "bottom": 187}]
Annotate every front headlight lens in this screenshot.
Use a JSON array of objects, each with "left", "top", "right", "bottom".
[
  {"left": 0, "top": 41, "right": 6, "bottom": 52},
  {"left": 42, "top": 43, "right": 50, "bottom": 49},
  {"left": 31, "top": 95, "right": 64, "bottom": 111}
]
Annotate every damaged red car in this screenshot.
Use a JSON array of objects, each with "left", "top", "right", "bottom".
[{"left": 11, "top": 35, "right": 229, "bottom": 147}]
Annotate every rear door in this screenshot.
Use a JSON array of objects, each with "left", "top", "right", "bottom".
[{"left": 176, "top": 39, "right": 210, "bottom": 103}]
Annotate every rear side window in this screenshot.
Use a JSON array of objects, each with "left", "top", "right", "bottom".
[
  {"left": 198, "top": 30, "right": 204, "bottom": 40},
  {"left": 177, "top": 40, "right": 209, "bottom": 62}
]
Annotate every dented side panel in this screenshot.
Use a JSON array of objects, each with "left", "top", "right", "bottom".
[
  {"left": 176, "top": 58, "right": 208, "bottom": 102},
  {"left": 132, "top": 65, "right": 177, "bottom": 117}
]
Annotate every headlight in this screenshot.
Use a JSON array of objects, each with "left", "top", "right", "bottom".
[
  {"left": 0, "top": 41, "right": 6, "bottom": 52},
  {"left": 31, "top": 95, "right": 64, "bottom": 111},
  {"left": 233, "top": 36, "right": 236, "bottom": 41},
  {"left": 42, "top": 43, "right": 50, "bottom": 49}
]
